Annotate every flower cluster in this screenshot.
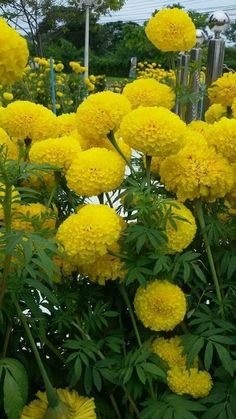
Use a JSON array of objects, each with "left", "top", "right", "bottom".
[
  {"left": 206, "top": 117, "right": 236, "bottom": 163},
  {"left": 69, "top": 61, "right": 87, "bottom": 74},
  {"left": 136, "top": 61, "right": 175, "bottom": 83},
  {"left": 167, "top": 367, "right": 212, "bottom": 398},
  {"left": 152, "top": 336, "right": 186, "bottom": 369},
  {"left": 208, "top": 72, "right": 236, "bottom": 106},
  {"left": 123, "top": 78, "right": 175, "bottom": 109},
  {"left": 205, "top": 103, "right": 227, "bottom": 123},
  {"left": 165, "top": 202, "right": 196, "bottom": 254},
  {"left": 79, "top": 252, "right": 125, "bottom": 285},
  {"left": 134, "top": 280, "right": 186, "bottom": 331}
]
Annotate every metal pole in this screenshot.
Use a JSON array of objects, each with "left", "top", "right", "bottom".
[
  {"left": 50, "top": 57, "right": 56, "bottom": 115},
  {"left": 84, "top": 4, "right": 90, "bottom": 79},
  {"left": 186, "top": 48, "right": 202, "bottom": 123},
  {"left": 174, "top": 53, "right": 190, "bottom": 121}
]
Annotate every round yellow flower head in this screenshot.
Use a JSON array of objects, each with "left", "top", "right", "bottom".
[
  {"left": 145, "top": 8, "right": 196, "bottom": 52},
  {"left": 188, "top": 120, "right": 210, "bottom": 137},
  {"left": 152, "top": 336, "right": 186, "bottom": 369},
  {"left": 55, "top": 63, "right": 64, "bottom": 72},
  {"left": 122, "top": 78, "right": 175, "bottom": 109},
  {"left": 134, "top": 280, "right": 186, "bottom": 331},
  {"left": 167, "top": 367, "right": 212, "bottom": 398},
  {"left": 79, "top": 252, "right": 125, "bottom": 285},
  {"left": 232, "top": 97, "right": 236, "bottom": 118},
  {"left": 57, "top": 113, "right": 77, "bottom": 136},
  {"left": 0, "top": 127, "right": 18, "bottom": 159},
  {"left": 208, "top": 72, "right": 236, "bottom": 106},
  {"left": 0, "top": 18, "right": 29, "bottom": 85},
  {"left": 206, "top": 117, "right": 236, "bottom": 163},
  {"left": 56, "top": 204, "right": 122, "bottom": 264},
  {"left": 66, "top": 148, "right": 125, "bottom": 197},
  {"left": 226, "top": 163, "right": 236, "bottom": 208},
  {"left": 30, "top": 136, "right": 81, "bottom": 171},
  {"left": 182, "top": 129, "right": 208, "bottom": 148},
  {"left": 0, "top": 101, "right": 59, "bottom": 143},
  {"left": 76, "top": 91, "right": 131, "bottom": 141},
  {"left": 120, "top": 106, "right": 186, "bottom": 157},
  {"left": 20, "top": 388, "right": 96, "bottom": 419},
  {"left": 205, "top": 103, "right": 227, "bottom": 124},
  {"left": 3, "top": 92, "right": 13, "bottom": 101},
  {"left": 12, "top": 203, "right": 56, "bottom": 232},
  {"left": 160, "top": 143, "right": 234, "bottom": 202},
  {"left": 165, "top": 202, "right": 196, "bottom": 254}
]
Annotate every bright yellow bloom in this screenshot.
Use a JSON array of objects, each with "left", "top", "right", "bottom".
[
  {"left": 0, "top": 127, "right": 18, "bottom": 159},
  {"left": 56, "top": 103, "right": 61, "bottom": 110},
  {"left": 208, "top": 72, "right": 236, "bottom": 106},
  {"left": 188, "top": 120, "right": 210, "bottom": 137},
  {"left": 66, "top": 148, "right": 125, "bottom": 197},
  {"left": 55, "top": 63, "right": 64, "bottom": 72},
  {"left": 206, "top": 117, "right": 236, "bottom": 163},
  {"left": 3, "top": 92, "right": 13, "bottom": 101},
  {"left": 21, "top": 388, "right": 96, "bottom": 418},
  {"left": 12, "top": 203, "right": 56, "bottom": 232},
  {"left": 134, "top": 280, "right": 186, "bottom": 331},
  {"left": 76, "top": 91, "right": 131, "bottom": 141},
  {"left": 165, "top": 202, "right": 196, "bottom": 254},
  {"left": 205, "top": 103, "right": 227, "bottom": 123},
  {"left": 79, "top": 251, "right": 125, "bottom": 285},
  {"left": 123, "top": 78, "right": 175, "bottom": 109},
  {"left": 69, "top": 61, "right": 87, "bottom": 74},
  {"left": 0, "top": 18, "right": 29, "bottom": 85},
  {"left": 56, "top": 204, "right": 122, "bottom": 264},
  {"left": 167, "top": 367, "right": 212, "bottom": 398},
  {"left": 120, "top": 106, "right": 186, "bottom": 157},
  {"left": 160, "top": 143, "right": 234, "bottom": 202},
  {"left": 145, "top": 8, "right": 196, "bottom": 52},
  {"left": 57, "top": 113, "right": 78, "bottom": 136},
  {"left": 152, "top": 336, "right": 186, "bottom": 368},
  {"left": 182, "top": 129, "right": 208, "bottom": 147},
  {"left": 30, "top": 136, "right": 81, "bottom": 171},
  {"left": 56, "top": 91, "right": 64, "bottom": 98},
  {"left": 0, "top": 101, "right": 59, "bottom": 143}
]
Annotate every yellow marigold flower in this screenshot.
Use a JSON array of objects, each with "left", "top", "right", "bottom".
[
  {"left": 12, "top": 203, "right": 56, "bottom": 232},
  {"left": 20, "top": 388, "right": 96, "bottom": 419},
  {"left": 188, "top": 120, "right": 210, "bottom": 137},
  {"left": 152, "top": 336, "right": 186, "bottom": 368},
  {"left": 145, "top": 8, "right": 196, "bottom": 52},
  {"left": 167, "top": 367, "right": 212, "bottom": 398},
  {"left": 160, "top": 143, "right": 234, "bottom": 202},
  {"left": 205, "top": 103, "right": 227, "bottom": 124},
  {"left": 56, "top": 91, "right": 64, "bottom": 98},
  {"left": 79, "top": 132, "right": 131, "bottom": 159},
  {"left": 56, "top": 204, "right": 122, "bottom": 264},
  {"left": 134, "top": 280, "right": 186, "bottom": 331},
  {"left": 232, "top": 97, "right": 236, "bottom": 118},
  {"left": 0, "top": 101, "right": 59, "bottom": 143},
  {"left": 57, "top": 113, "right": 78, "bottom": 136},
  {"left": 79, "top": 252, "right": 125, "bottom": 285},
  {"left": 55, "top": 63, "right": 64, "bottom": 72},
  {"left": 122, "top": 78, "right": 175, "bottom": 109},
  {"left": 0, "top": 18, "right": 29, "bottom": 85},
  {"left": 55, "top": 103, "right": 61, "bottom": 110},
  {"left": 3, "top": 92, "right": 13, "bottom": 101},
  {"left": 120, "top": 106, "right": 186, "bottom": 157},
  {"left": 226, "top": 163, "right": 236, "bottom": 208},
  {"left": 0, "top": 127, "right": 18, "bottom": 159},
  {"left": 76, "top": 91, "right": 131, "bottom": 141},
  {"left": 30, "top": 136, "right": 81, "bottom": 171},
  {"left": 183, "top": 129, "right": 208, "bottom": 147},
  {"left": 66, "top": 147, "right": 125, "bottom": 197},
  {"left": 69, "top": 61, "right": 87, "bottom": 74},
  {"left": 53, "top": 255, "right": 78, "bottom": 282},
  {"left": 165, "top": 202, "right": 196, "bottom": 254},
  {"left": 206, "top": 117, "right": 236, "bottom": 163},
  {"left": 208, "top": 72, "right": 236, "bottom": 106}
]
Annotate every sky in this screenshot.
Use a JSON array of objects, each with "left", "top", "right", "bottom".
[{"left": 100, "top": 0, "right": 236, "bottom": 24}]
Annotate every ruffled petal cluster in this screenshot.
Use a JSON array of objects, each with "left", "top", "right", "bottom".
[
  {"left": 165, "top": 202, "right": 196, "bottom": 254},
  {"left": 79, "top": 253, "right": 125, "bottom": 285},
  {"left": 205, "top": 103, "right": 227, "bottom": 124},
  {"left": 120, "top": 106, "right": 186, "bottom": 157},
  {"left": 0, "top": 101, "right": 58, "bottom": 143},
  {"left": 145, "top": 8, "right": 196, "bottom": 52},
  {"left": 30, "top": 136, "right": 81, "bottom": 171},
  {"left": 66, "top": 147, "right": 125, "bottom": 197},
  {"left": 56, "top": 204, "right": 122, "bottom": 264},
  {"left": 57, "top": 113, "right": 78, "bottom": 136},
  {"left": 160, "top": 143, "right": 234, "bottom": 202},
  {"left": 123, "top": 78, "right": 175, "bottom": 109},
  {"left": 134, "top": 280, "right": 186, "bottom": 331},
  {"left": 167, "top": 367, "right": 212, "bottom": 398},
  {"left": 21, "top": 388, "right": 96, "bottom": 418},
  {"left": 208, "top": 72, "right": 236, "bottom": 106},
  {"left": 152, "top": 336, "right": 186, "bottom": 368},
  {"left": 188, "top": 120, "right": 210, "bottom": 137},
  {"left": 0, "top": 18, "right": 29, "bottom": 85},
  {"left": 206, "top": 117, "right": 236, "bottom": 163},
  {"left": 76, "top": 91, "right": 131, "bottom": 141}
]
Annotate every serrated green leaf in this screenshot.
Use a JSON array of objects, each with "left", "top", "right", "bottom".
[
  {"left": 204, "top": 341, "right": 214, "bottom": 370},
  {"left": 4, "top": 371, "right": 24, "bottom": 419},
  {"left": 214, "top": 343, "right": 234, "bottom": 376}
]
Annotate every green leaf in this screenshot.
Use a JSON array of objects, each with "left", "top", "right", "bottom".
[
  {"left": 142, "top": 363, "right": 166, "bottom": 380},
  {"left": 136, "top": 365, "right": 146, "bottom": 384},
  {"left": 24, "top": 277, "right": 57, "bottom": 304},
  {"left": 4, "top": 371, "right": 24, "bottom": 419},
  {"left": 84, "top": 366, "right": 92, "bottom": 395},
  {"left": 214, "top": 343, "right": 234, "bottom": 376},
  {"left": 92, "top": 367, "right": 102, "bottom": 391},
  {"left": 204, "top": 341, "right": 214, "bottom": 370}
]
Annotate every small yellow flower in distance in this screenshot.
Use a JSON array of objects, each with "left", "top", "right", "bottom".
[
  {"left": 3, "top": 92, "right": 13, "bottom": 101},
  {"left": 134, "top": 280, "right": 186, "bottom": 331},
  {"left": 167, "top": 367, "right": 212, "bottom": 398},
  {"left": 55, "top": 103, "right": 61, "bottom": 110},
  {"left": 76, "top": 91, "right": 131, "bottom": 141},
  {"left": 20, "top": 388, "right": 96, "bottom": 419},
  {"left": 56, "top": 91, "right": 64, "bottom": 98},
  {"left": 55, "top": 63, "right": 64, "bottom": 72},
  {"left": 120, "top": 106, "right": 186, "bottom": 157},
  {"left": 146, "top": 8, "right": 196, "bottom": 52},
  {"left": 30, "top": 136, "right": 81, "bottom": 171},
  {"left": 164, "top": 202, "right": 196, "bottom": 254},
  {"left": 66, "top": 147, "right": 125, "bottom": 197},
  {"left": 206, "top": 117, "right": 236, "bottom": 163},
  {"left": 205, "top": 103, "right": 227, "bottom": 123},
  {"left": 123, "top": 78, "right": 175, "bottom": 109},
  {"left": 0, "top": 18, "right": 29, "bottom": 85},
  {"left": 12, "top": 203, "right": 56, "bottom": 232},
  {"left": 152, "top": 336, "right": 187, "bottom": 368},
  {"left": 160, "top": 143, "right": 234, "bottom": 202},
  {"left": 57, "top": 204, "right": 122, "bottom": 264},
  {"left": 208, "top": 72, "right": 236, "bottom": 106}
]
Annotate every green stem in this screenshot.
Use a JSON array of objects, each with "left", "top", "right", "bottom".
[
  {"left": 105, "top": 192, "right": 113, "bottom": 208},
  {"left": 47, "top": 180, "right": 57, "bottom": 208},
  {"left": 0, "top": 184, "right": 12, "bottom": 304},
  {"left": 107, "top": 131, "right": 134, "bottom": 174},
  {"left": 98, "top": 193, "right": 104, "bottom": 205},
  {"left": 195, "top": 199, "right": 224, "bottom": 316},
  {"left": 145, "top": 155, "right": 152, "bottom": 189},
  {"left": 15, "top": 301, "right": 59, "bottom": 408},
  {"left": 1, "top": 322, "right": 11, "bottom": 358}
]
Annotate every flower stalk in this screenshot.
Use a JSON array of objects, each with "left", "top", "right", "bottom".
[{"left": 107, "top": 131, "right": 134, "bottom": 174}]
